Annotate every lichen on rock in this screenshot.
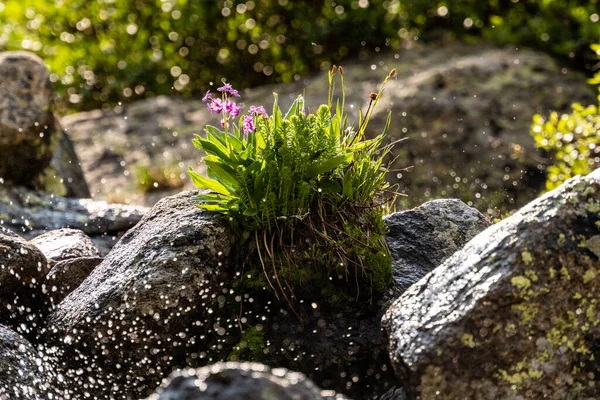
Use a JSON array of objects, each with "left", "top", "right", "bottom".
[{"left": 382, "top": 169, "right": 600, "bottom": 399}]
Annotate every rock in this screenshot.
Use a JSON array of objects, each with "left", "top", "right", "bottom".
[
  {"left": 0, "top": 233, "right": 50, "bottom": 339},
  {"left": 48, "top": 190, "right": 232, "bottom": 398},
  {"left": 384, "top": 199, "right": 490, "bottom": 296},
  {"left": 62, "top": 42, "right": 596, "bottom": 214},
  {"left": 0, "top": 51, "right": 56, "bottom": 185},
  {"left": 0, "top": 324, "right": 58, "bottom": 398},
  {"left": 48, "top": 123, "right": 91, "bottom": 198},
  {"left": 30, "top": 228, "right": 99, "bottom": 264},
  {"left": 148, "top": 362, "right": 348, "bottom": 400},
  {"left": 46, "top": 256, "right": 103, "bottom": 304},
  {"left": 382, "top": 170, "right": 600, "bottom": 399},
  {"left": 0, "top": 185, "right": 147, "bottom": 255}
]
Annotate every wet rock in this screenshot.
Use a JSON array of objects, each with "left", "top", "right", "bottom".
[
  {"left": 46, "top": 256, "right": 103, "bottom": 304},
  {"left": 382, "top": 170, "right": 600, "bottom": 399},
  {"left": 48, "top": 190, "right": 232, "bottom": 398},
  {"left": 62, "top": 42, "right": 595, "bottom": 213},
  {"left": 378, "top": 387, "right": 407, "bottom": 400},
  {"left": 0, "top": 324, "right": 58, "bottom": 398},
  {"left": 0, "top": 233, "right": 50, "bottom": 340},
  {"left": 0, "top": 51, "right": 56, "bottom": 185},
  {"left": 0, "top": 185, "right": 147, "bottom": 255},
  {"left": 384, "top": 199, "right": 490, "bottom": 296},
  {"left": 148, "top": 362, "right": 348, "bottom": 400},
  {"left": 30, "top": 228, "right": 100, "bottom": 264},
  {"left": 48, "top": 124, "right": 91, "bottom": 198}
]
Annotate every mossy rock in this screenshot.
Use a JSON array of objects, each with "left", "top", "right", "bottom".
[{"left": 383, "top": 169, "right": 600, "bottom": 399}]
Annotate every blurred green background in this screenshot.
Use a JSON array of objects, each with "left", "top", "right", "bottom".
[{"left": 1, "top": 0, "right": 598, "bottom": 112}]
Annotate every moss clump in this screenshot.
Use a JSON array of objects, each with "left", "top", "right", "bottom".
[{"left": 227, "top": 327, "right": 270, "bottom": 363}]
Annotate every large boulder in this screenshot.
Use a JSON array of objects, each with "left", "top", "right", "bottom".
[
  {"left": 0, "top": 185, "right": 147, "bottom": 255},
  {"left": 48, "top": 190, "right": 232, "bottom": 398},
  {"left": 61, "top": 42, "right": 596, "bottom": 213},
  {"left": 30, "top": 228, "right": 100, "bottom": 264},
  {"left": 0, "top": 51, "right": 56, "bottom": 185},
  {"left": 0, "top": 233, "right": 50, "bottom": 339},
  {"left": 382, "top": 170, "right": 600, "bottom": 399},
  {"left": 148, "top": 362, "right": 348, "bottom": 400},
  {"left": 0, "top": 324, "right": 58, "bottom": 398},
  {"left": 384, "top": 199, "right": 490, "bottom": 296}
]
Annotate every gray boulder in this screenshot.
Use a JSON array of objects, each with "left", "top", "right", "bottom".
[
  {"left": 0, "top": 185, "right": 147, "bottom": 255},
  {"left": 46, "top": 256, "right": 103, "bottom": 304},
  {"left": 0, "top": 233, "right": 50, "bottom": 339},
  {"left": 30, "top": 228, "right": 100, "bottom": 264},
  {"left": 148, "top": 362, "right": 348, "bottom": 400},
  {"left": 0, "top": 51, "right": 56, "bottom": 185},
  {"left": 48, "top": 190, "right": 232, "bottom": 398},
  {"left": 382, "top": 170, "right": 600, "bottom": 399},
  {"left": 0, "top": 324, "right": 58, "bottom": 398},
  {"left": 48, "top": 123, "right": 91, "bottom": 198},
  {"left": 384, "top": 199, "right": 490, "bottom": 296}
]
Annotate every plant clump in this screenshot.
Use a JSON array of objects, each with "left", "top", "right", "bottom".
[
  {"left": 188, "top": 67, "right": 400, "bottom": 311},
  {"left": 531, "top": 44, "right": 600, "bottom": 190}
]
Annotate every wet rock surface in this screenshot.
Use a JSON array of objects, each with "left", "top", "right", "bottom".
[
  {"left": 0, "top": 233, "right": 50, "bottom": 340},
  {"left": 46, "top": 256, "right": 103, "bottom": 304},
  {"left": 0, "top": 185, "right": 147, "bottom": 255},
  {"left": 382, "top": 170, "right": 600, "bottom": 399},
  {"left": 384, "top": 199, "right": 490, "bottom": 296},
  {"left": 30, "top": 228, "right": 100, "bottom": 263},
  {"left": 148, "top": 362, "right": 348, "bottom": 400},
  {"left": 48, "top": 125, "right": 91, "bottom": 198},
  {"left": 0, "top": 324, "right": 58, "bottom": 398},
  {"left": 62, "top": 42, "right": 595, "bottom": 215},
  {"left": 0, "top": 51, "right": 56, "bottom": 185},
  {"left": 48, "top": 190, "right": 232, "bottom": 398}
]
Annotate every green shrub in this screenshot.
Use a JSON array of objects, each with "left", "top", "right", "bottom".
[
  {"left": 1, "top": 0, "right": 598, "bottom": 111},
  {"left": 531, "top": 44, "right": 600, "bottom": 190},
  {"left": 188, "top": 68, "right": 399, "bottom": 307}
]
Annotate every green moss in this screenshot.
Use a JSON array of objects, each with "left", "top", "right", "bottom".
[
  {"left": 460, "top": 333, "right": 479, "bottom": 348},
  {"left": 227, "top": 326, "right": 270, "bottom": 362},
  {"left": 511, "top": 276, "right": 531, "bottom": 291},
  {"left": 521, "top": 251, "right": 534, "bottom": 265},
  {"left": 583, "top": 269, "right": 597, "bottom": 284}
]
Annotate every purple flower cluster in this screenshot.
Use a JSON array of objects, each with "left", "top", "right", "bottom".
[
  {"left": 202, "top": 83, "right": 241, "bottom": 117},
  {"left": 203, "top": 82, "right": 268, "bottom": 136}
]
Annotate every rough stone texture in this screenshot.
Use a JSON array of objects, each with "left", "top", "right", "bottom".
[
  {"left": 0, "top": 324, "right": 58, "bottom": 398},
  {"left": 62, "top": 42, "right": 596, "bottom": 214},
  {"left": 46, "top": 256, "right": 103, "bottom": 304},
  {"left": 48, "top": 190, "right": 232, "bottom": 398},
  {"left": 48, "top": 124, "right": 91, "bottom": 198},
  {"left": 30, "top": 228, "right": 100, "bottom": 264},
  {"left": 0, "top": 233, "right": 50, "bottom": 340},
  {"left": 0, "top": 185, "right": 147, "bottom": 255},
  {"left": 384, "top": 199, "right": 490, "bottom": 296},
  {"left": 148, "top": 362, "right": 348, "bottom": 400},
  {"left": 382, "top": 170, "right": 600, "bottom": 400},
  {"left": 0, "top": 51, "right": 57, "bottom": 185}
]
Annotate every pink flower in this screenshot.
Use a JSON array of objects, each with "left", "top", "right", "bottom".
[
  {"left": 249, "top": 105, "right": 268, "bottom": 118},
  {"left": 217, "top": 82, "right": 240, "bottom": 97},
  {"left": 208, "top": 98, "right": 223, "bottom": 114},
  {"left": 202, "top": 90, "right": 212, "bottom": 103},
  {"left": 242, "top": 115, "right": 255, "bottom": 135},
  {"left": 225, "top": 100, "right": 241, "bottom": 117}
]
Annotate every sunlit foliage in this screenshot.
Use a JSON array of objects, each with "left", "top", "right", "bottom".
[
  {"left": 189, "top": 70, "right": 399, "bottom": 303},
  {"left": 0, "top": 0, "right": 598, "bottom": 110},
  {"left": 531, "top": 44, "right": 600, "bottom": 190}
]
